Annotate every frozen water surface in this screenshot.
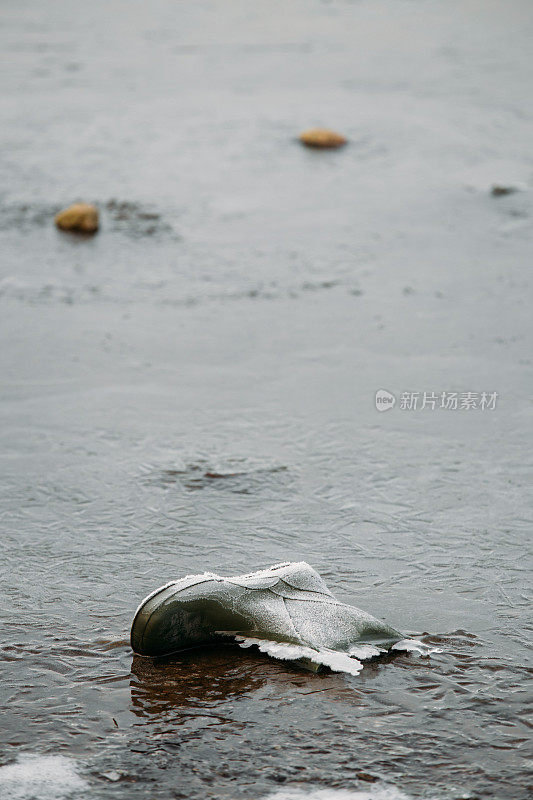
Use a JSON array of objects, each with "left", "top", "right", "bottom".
[{"left": 0, "top": 0, "right": 531, "bottom": 798}]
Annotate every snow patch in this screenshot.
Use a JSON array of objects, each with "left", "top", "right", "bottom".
[
  {"left": 264, "top": 784, "right": 426, "bottom": 800},
  {"left": 0, "top": 754, "right": 87, "bottom": 800}
]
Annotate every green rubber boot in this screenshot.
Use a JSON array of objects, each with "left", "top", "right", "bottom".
[{"left": 131, "top": 562, "right": 403, "bottom": 674}]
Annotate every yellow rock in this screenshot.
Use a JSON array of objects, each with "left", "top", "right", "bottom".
[
  {"left": 299, "top": 128, "right": 347, "bottom": 149},
  {"left": 55, "top": 203, "right": 99, "bottom": 233}
]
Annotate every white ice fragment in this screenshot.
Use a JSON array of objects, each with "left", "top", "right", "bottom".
[
  {"left": 348, "top": 643, "right": 385, "bottom": 660},
  {"left": 235, "top": 636, "right": 364, "bottom": 676},
  {"left": 391, "top": 639, "right": 442, "bottom": 656},
  {"left": 102, "top": 770, "right": 122, "bottom": 782}
]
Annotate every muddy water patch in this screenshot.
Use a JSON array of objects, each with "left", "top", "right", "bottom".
[
  {"left": 143, "top": 456, "right": 292, "bottom": 495},
  {"left": 105, "top": 199, "right": 177, "bottom": 239},
  {"left": 0, "top": 198, "right": 177, "bottom": 238},
  {"left": 0, "top": 201, "right": 61, "bottom": 231}
]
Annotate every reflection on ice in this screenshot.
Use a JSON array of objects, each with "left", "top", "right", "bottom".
[
  {"left": 130, "top": 644, "right": 269, "bottom": 716},
  {"left": 129, "top": 642, "right": 365, "bottom": 725}
]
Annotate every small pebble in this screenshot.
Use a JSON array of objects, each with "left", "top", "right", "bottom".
[
  {"left": 357, "top": 772, "right": 379, "bottom": 783},
  {"left": 55, "top": 203, "right": 99, "bottom": 233},
  {"left": 490, "top": 185, "right": 517, "bottom": 197},
  {"left": 299, "top": 128, "right": 347, "bottom": 149}
]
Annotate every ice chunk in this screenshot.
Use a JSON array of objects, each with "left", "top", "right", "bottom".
[
  {"left": 235, "top": 636, "right": 365, "bottom": 676},
  {"left": 392, "top": 639, "right": 443, "bottom": 656}
]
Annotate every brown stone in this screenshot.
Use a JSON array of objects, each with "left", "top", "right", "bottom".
[
  {"left": 490, "top": 185, "right": 517, "bottom": 197},
  {"left": 356, "top": 772, "right": 379, "bottom": 783},
  {"left": 299, "top": 128, "right": 347, "bottom": 149},
  {"left": 55, "top": 203, "right": 99, "bottom": 233}
]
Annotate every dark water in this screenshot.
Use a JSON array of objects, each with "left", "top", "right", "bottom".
[{"left": 1, "top": 1, "right": 532, "bottom": 798}]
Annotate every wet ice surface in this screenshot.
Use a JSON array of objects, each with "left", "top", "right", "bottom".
[{"left": 0, "top": 0, "right": 532, "bottom": 798}]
